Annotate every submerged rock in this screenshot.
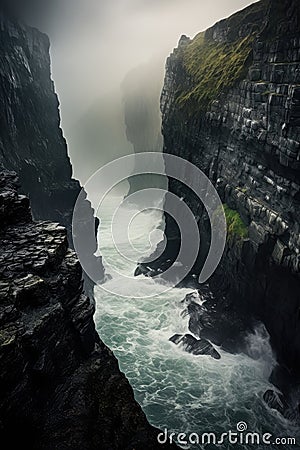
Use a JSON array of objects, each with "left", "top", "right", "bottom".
[
  {"left": 263, "top": 389, "right": 287, "bottom": 413},
  {"left": 169, "top": 334, "right": 221, "bottom": 360},
  {"left": 263, "top": 390, "right": 300, "bottom": 424}
]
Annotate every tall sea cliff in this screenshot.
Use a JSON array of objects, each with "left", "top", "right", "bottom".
[
  {"left": 138, "top": 0, "right": 300, "bottom": 409},
  {"left": 0, "top": 9, "right": 176, "bottom": 450}
]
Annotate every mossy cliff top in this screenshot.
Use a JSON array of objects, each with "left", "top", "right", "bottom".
[{"left": 175, "top": 0, "right": 270, "bottom": 110}]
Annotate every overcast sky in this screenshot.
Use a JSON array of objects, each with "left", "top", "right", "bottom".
[
  {"left": 48, "top": 0, "right": 257, "bottom": 127},
  {"left": 6, "top": 0, "right": 258, "bottom": 180}
]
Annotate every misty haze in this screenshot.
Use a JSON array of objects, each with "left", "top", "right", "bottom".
[
  {"left": 1, "top": 1, "right": 299, "bottom": 449},
  {"left": 17, "top": 0, "right": 257, "bottom": 182}
]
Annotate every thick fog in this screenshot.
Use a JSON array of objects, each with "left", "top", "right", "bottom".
[{"left": 4, "top": 0, "right": 258, "bottom": 182}]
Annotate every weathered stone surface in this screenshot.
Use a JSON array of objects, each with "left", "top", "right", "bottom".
[
  {"left": 137, "top": 0, "right": 300, "bottom": 403},
  {"left": 170, "top": 333, "right": 221, "bottom": 360},
  {"left": 0, "top": 12, "right": 76, "bottom": 234},
  {"left": 182, "top": 292, "right": 253, "bottom": 355},
  {"left": 0, "top": 10, "right": 105, "bottom": 291},
  {"left": 0, "top": 170, "right": 176, "bottom": 450}
]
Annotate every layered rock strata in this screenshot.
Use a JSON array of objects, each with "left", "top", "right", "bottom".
[
  {"left": 0, "top": 9, "right": 176, "bottom": 450},
  {"left": 137, "top": 0, "right": 300, "bottom": 402},
  {"left": 0, "top": 9, "right": 104, "bottom": 292},
  {"left": 0, "top": 169, "right": 176, "bottom": 449}
]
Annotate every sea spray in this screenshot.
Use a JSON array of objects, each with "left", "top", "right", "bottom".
[{"left": 95, "top": 196, "right": 300, "bottom": 449}]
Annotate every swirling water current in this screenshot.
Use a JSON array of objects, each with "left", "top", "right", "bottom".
[{"left": 95, "top": 196, "right": 300, "bottom": 449}]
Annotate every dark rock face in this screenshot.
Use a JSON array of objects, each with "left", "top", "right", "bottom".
[
  {"left": 181, "top": 290, "right": 254, "bottom": 355},
  {"left": 0, "top": 169, "right": 176, "bottom": 450},
  {"left": 138, "top": 0, "right": 300, "bottom": 394},
  {"left": 0, "top": 12, "right": 75, "bottom": 231},
  {"left": 170, "top": 333, "right": 221, "bottom": 360},
  {"left": 0, "top": 10, "right": 176, "bottom": 450},
  {"left": 0, "top": 10, "right": 104, "bottom": 291}
]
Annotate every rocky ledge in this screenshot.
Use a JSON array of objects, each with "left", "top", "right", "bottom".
[{"left": 0, "top": 169, "right": 176, "bottom": 449}]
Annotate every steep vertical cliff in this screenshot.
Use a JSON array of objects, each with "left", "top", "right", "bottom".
[
  {"left": 0, "top": 10, "right": 104, "bottom": 290},
  {"left": 0, "top": 13, "right": 76, "bottom": 230},
  {"left": 0, "top": 9, "right": 177, "bottom": 450},
  {"left": 140, "top": 0, "right": 300, "bottom": 395}
]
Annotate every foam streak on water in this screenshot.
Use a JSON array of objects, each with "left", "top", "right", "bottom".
[{"left": 95, "top": 196, "right": 300, "bottom": 449}]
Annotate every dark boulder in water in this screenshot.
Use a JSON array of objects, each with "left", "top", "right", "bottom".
[
  {"left": 192, "top": 337, "right": 221, "bottom": 360},
  {"left": 263, "top": 389, "right": 300, "bottom": 423},
  {"left": 263, "top": 389, "right": 287, "bottom": 414},
  {"left": 169, "top": 334, "right": 183, "bottom": 345},
  {"left": 181, "top": 291, "right": 253, "bottom": 355},
  {"left": 169, "top": 334, "right": 221, "bottom": 360}
]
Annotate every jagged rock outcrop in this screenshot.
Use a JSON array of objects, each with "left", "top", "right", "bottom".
[
  {"left": 181, "top": 290, "right": 253, "bottom": 355},
  {"left": 0, "top": 169, "right": 177, "bottom": 449},
  {"left": 0, "top": 10, "right": 104, "bottom": 290},
  {"left": 138, "top": 0, "right": 300, "bottom": 390},
  {"left": 0, "top": 12, "right": 75, "bottom": 232},
  {"left": 170, "top": 334, "right": 221, "bottom": 359}
]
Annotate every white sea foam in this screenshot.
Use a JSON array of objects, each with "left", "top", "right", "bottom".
[{"left": 94, "top": 196, "right": 300, "bottom": 449}]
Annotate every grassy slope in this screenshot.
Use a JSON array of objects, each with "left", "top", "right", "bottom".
[{"left": 176, "top": 0, "right": 269, "bottom": 110}]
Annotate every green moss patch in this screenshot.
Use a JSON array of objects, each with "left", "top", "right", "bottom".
[
  {"left": 176, "top": 0, "right": 269, "bottom": 111},
  {"left": 223, "top": 204, "right": 248, "bottom": 240},
  {"left": 177, "top": 34, "right": 255, "bottom": 110}
]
